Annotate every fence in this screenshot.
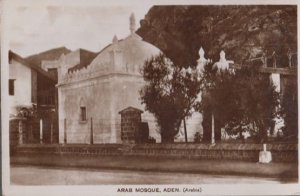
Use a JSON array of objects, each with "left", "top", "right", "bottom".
[
  {"left": 10, "top": 117, "right": 58, "bottom": 147},
  {"left": 60, "top": 118, "right": 121, "bottom": 144},
  {"left": 246, "top": 51, "right": 297, "bottom": 69}
]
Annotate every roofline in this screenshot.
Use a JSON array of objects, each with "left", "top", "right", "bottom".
[
  {"left": 75, "top": 48, "right": 97, "bottom": 54},
  {"left": 9, "top": 50, "right": 56, "bottom": 82},
  {"left": 24, "top": 46, "right": 71, "bottom": 59},
  {"left": 118, "top": 106, "right": 144, "bottom": 114}
]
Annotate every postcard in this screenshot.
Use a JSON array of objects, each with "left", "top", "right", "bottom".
[{"left": 1, "top": 0, "right": 299, "bottom": 195}]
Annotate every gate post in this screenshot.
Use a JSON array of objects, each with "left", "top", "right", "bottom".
[
  {"left": 64, "top": 118, "right": 67, "bottom": 144},
  {"left": 90, "top": 117, "right": 93, "bottom": 144},
  {"left": 18, "top": 120, "right": 24, "bottom": 145},
  {"left": 39, "top": 119, "right": 43, "bottom": 144},
  {"left": 50, "top": 121, "right": 53, "bottom": 144}
]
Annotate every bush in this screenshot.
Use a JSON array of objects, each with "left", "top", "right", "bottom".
[
  {"left": 194, "top": 132, "right": 203, "bottom": 143},
  {"left": 147, "top": 136, "right": 156, "bottom": 144}
]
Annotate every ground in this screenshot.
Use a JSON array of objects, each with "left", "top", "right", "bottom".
[
  {"left": 11, "top": 154, "right": 298, "bottom": 184},
  {"left": 11, "top": 165, "right": 286, "bottom": 185}
]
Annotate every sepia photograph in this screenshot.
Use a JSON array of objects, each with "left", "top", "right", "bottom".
[{"left": 1, "top": 0, "right": 299, "bottom": 195}]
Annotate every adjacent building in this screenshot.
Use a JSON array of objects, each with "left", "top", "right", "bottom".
[{"left": 9, "top": 51, "right": 59, "bottom": 145}]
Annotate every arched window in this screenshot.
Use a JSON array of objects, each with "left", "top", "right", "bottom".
[{"left": 79, "top": 98, "right": 87, "bottom": 121}]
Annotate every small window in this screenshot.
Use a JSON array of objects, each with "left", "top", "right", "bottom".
[
  {"left": 9, "top": 79, "right": 15, "bottom": 95},
  {"left": 80, "top": 106, "right": 87, "bottom": 121}
]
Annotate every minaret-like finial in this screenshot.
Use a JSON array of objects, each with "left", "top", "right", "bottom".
[
  {"left": 220, "top": 50, "right": 226, "bottom": 62},
  {"left": 199, "top": 47, "right": 205, "bottom": 59},
  {"left": 112, "top": 35, "right": 118, "bottom": 44},
  {"left": 197, "top": 47, "right": 208, "bottom": 71},
  {"left": 130, "top": 13, "right": 136, "bottom": 34}
]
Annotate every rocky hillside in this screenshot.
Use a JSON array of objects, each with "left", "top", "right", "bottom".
[{"left": 137, "top": 5, "right": 297, "bottom": 67}]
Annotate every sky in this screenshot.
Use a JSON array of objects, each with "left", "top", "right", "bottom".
[
  {"left": 3, "top": 1, "right": 153, "bottom": 57},
  {"left": 5, "top": 0, "right": 295, "bottom": 57}
]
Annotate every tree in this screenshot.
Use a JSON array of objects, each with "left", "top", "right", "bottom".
[
  {"left": 140, "top": 53, "right": 201, "bottom": 143},
  {"left": 198, "top": 63, "right": 280, "bottom": 142},
  {"left": 197, "top": 62, "right": 238, "bottom": 142},
  {"left": 281, "top": 80, "right": 298, "bottom": 140}
]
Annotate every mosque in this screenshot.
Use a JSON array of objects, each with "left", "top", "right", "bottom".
[{"left": 44, "top": 13, "right": 203, "bottom": 143}]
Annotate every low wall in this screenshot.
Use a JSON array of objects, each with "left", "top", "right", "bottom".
[
  {"left": 13, "top": 144, "right": 123, "bottom": 156},
  {"left": 128, "top": 143, "right": 298, "bottom": 162},
  {"left": 12, "top": 143, "right": 298, "bottom": 163}
]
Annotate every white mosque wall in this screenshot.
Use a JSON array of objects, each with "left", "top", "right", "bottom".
[
  {"left": 58, "top": 67, "right": 204, "bottom": 144},
  {"left": 58, "top": 75, "right": 117, "bottom": 144},
  {"left": 58, "top": 73, "right": 164, "bottom": 144}
]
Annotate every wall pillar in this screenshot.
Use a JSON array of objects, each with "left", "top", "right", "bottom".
[{"left": 270, "top": 73, "right": 280, "bottom": 93}]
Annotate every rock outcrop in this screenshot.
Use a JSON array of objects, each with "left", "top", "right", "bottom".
[{"left": 137, "top": 5, "right": 297, "bottom": 67}]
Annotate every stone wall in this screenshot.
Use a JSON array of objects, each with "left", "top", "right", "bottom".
[
  {"left": 14, "top": 144, "right": 122, "bottom": 156},
  {"left": 13, "top": 143, "right": 298, "bottom": 163},
  {"left": 119, "top": 107, "right": 143, "bottom": 143},
  {"left": 127, "top": 143, "right": 298, "bottom": 162}
]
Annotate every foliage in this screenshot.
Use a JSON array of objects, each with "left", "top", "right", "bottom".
[
  {"left": 197, "top": 63, "right": 280, "bottom": 142},
  {"left": 193, "top": 132, "right": 203, "bottom": 143},
  {"left": 16, "top": 104, "right": 38, "bottom": 119},
  {"left": 140, "top": 53, "right": 201, "bottom": 143},
  {"left": 147, "top": 136, "right": 157, "bottom": 144},
  {"left": 281, "top": 81, "right": 298, "bottom": 139}
]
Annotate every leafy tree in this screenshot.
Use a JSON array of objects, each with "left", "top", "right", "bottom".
[
  {"left": 281, "top": 80, "right": 298, "bottom": 140},
  {"left": 196, "top": 63, "right": 238, "bottom": 142},
  {"left": 230, "top": 66, "right": 279, "bottom": 142},
  {"left": 198, "top": 63, "right": 280, "bottom": 142},
  {"left": 140, "top": 53, "right": 201, "bottom": 143}
]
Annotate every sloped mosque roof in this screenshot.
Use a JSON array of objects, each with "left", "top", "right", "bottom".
[{"left": 88, "top": 13, "right": 161, "bottom": 70}]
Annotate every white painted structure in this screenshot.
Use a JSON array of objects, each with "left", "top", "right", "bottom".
[
  {"left": 9, "top": 58, "right": 33, "bottom": 117},
  {"left": 259, "top": 144, "right": 272, "bottom": 163},
  {"left": 213, "top": 50, "right": 234, "bottom": 71},
  {"left": 270, "top": 73, "right": 280, "bottom": 93},
  {"left": 56, "top": 14, "right": 164, "bottom": 143}
]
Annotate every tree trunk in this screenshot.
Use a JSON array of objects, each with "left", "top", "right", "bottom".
[
  {"left": 214, "top": 113, "right": 222, "bottom": 142},
  {"left": 183, "top": 118, "right": 188, "bottom": 143},
  {"left": 161, "top": 130, "right": 175, "bottom": 143},
  {"left": 202, "top": 109, "right": 212, "bottom": 143}
]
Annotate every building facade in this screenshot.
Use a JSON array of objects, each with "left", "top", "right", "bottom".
[{"left": 9, "top": 51, "right": 59, "bottom": 146}]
